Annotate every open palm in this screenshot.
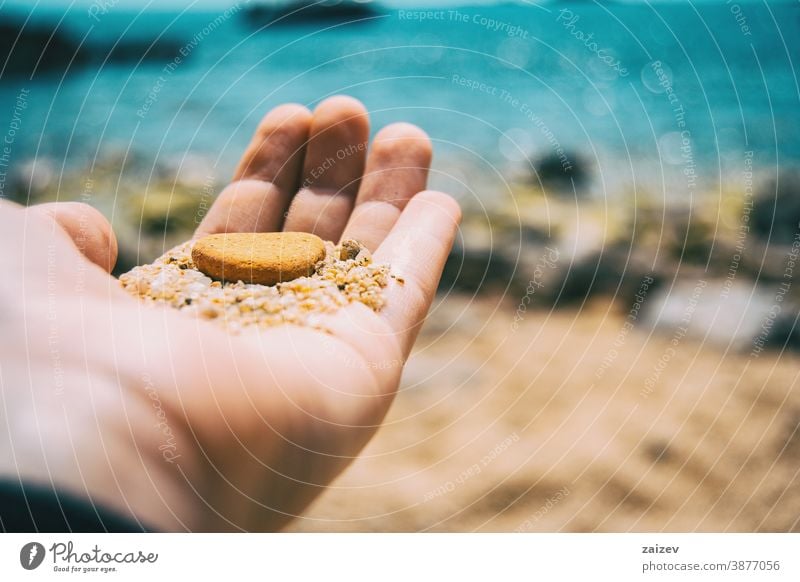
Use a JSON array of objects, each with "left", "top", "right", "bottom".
[{"left": 0, "top": 96, "right": 460, "bottom": 531}]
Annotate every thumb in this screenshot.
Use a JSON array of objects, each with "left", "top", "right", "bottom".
[{"left": 27, "top": 202, "right": 118, "bottom": 273}]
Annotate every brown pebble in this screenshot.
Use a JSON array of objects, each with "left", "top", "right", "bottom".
[
  {"left": 192, "top": 232, "right": 326, "bottom": 285},
  {"left": 339, "top": 239, "right": 362, "bottom": 261}
]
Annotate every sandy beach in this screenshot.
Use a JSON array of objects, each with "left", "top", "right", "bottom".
[{"left": 289, "top": 294, "right": 800, "bottom": 532}]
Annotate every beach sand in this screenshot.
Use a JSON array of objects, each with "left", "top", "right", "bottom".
[{"left": 288, "top": 294, "right": 800, "bottom": 532}]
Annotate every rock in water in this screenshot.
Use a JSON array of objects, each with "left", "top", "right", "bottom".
[
  {"left": 192, "top": 232, "right": 326, "bottom": 285},
  {"left": 752, "top": 170, "right": 800, "bottom": 246}
]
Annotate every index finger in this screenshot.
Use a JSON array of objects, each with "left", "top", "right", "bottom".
[
  {"left": 195, "top": 104, "right": 312, "bottom": 237},
  {"left": 373, "top": 190, "right": 461, "bottom": 356}
]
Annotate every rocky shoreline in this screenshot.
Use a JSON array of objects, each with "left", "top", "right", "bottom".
[
  {"left": 1, "top": 17, "right": 187, "bottom": 78},
  {"left": 8, "top": 151, "right": 800, "bottom": 353}
]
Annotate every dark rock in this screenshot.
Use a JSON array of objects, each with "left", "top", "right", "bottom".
[
  {"left": 530, "top": 150, "right": 591, "bottom": 192},
  {"left": 0, "top": 20, "right": 86, "bottom": 77},
  {"left": 440, "top": 243, "right": 519, "bottom": 294},
  {"left": 102, "top": 38, "right": 183, "bottom": 65},
  {"left": 242, "top": 0, "right": 383, "bottom": 27},
  {"left": 1, "top": 17, "right": 185, "bottom": 78},
  {"left": 670, "top": 215, "right": 714, "bottom": 264},
  {"left": 766, "top": 310, "right": 800, "bottom": 352},
  {"left": 752, "top": 170, "right": 800, "bottom": 245},
  {"left": 552, "top": 243, "right": 662, "bottom": 307}
]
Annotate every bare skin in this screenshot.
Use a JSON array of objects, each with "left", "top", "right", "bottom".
[{"left": 0, "top": 96, "right": 460, "bottom": 531}]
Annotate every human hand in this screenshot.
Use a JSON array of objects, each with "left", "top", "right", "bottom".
[{"left": 0, "top": 96, "right": 460, "bottom": 531}]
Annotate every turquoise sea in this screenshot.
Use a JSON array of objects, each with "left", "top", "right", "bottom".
[{"left": 1, "top": 1, "right": 799, "bottom": 198}]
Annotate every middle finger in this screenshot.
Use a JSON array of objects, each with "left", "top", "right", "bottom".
[{"left": 282, "top": 96, "right": 369, "bottom": 241}]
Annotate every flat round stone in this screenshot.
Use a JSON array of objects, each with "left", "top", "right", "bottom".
[{"left": 191, "top": 232, "right": 326, "bottom": 285}]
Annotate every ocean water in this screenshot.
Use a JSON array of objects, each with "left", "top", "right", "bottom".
[{"left": 1, "top": 1, "right": 799, "bottom": 199}]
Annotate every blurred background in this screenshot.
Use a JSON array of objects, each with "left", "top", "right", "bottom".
[{"left": 2, "top": 0, "right": 800, "bottom": 531}]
